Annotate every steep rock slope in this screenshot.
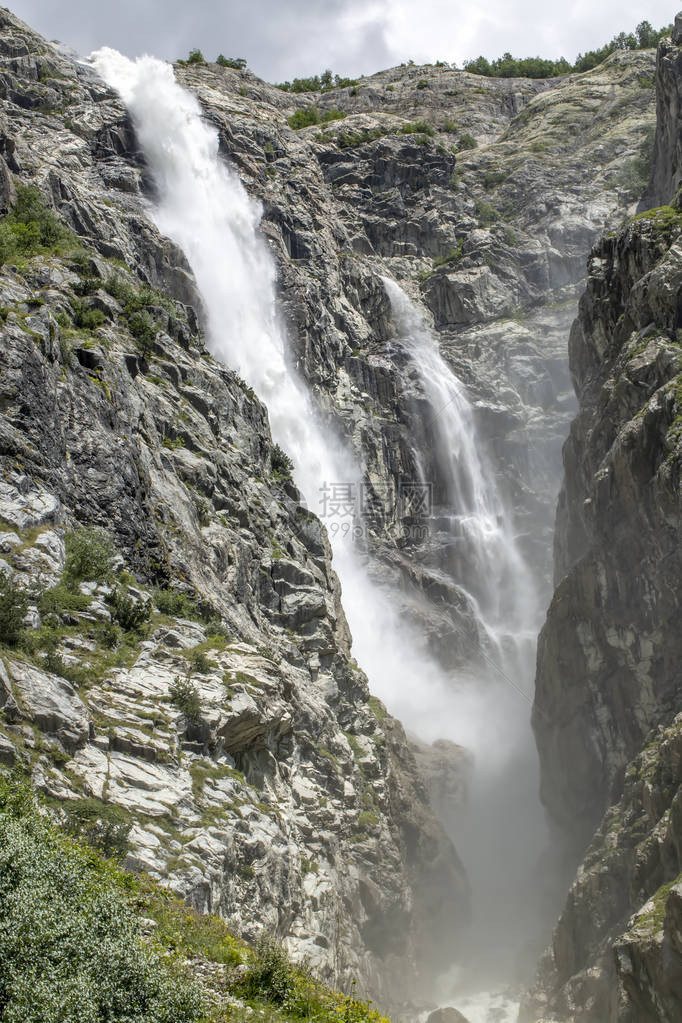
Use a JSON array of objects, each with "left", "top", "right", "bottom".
[
  {"left": 0, "top": 8, "right": 465, "bottom": 1006},
  {"left": 525, "top": 28, "right": 682, "bottom": 1023}
]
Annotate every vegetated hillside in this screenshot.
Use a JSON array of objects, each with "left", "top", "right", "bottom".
[
  {"left": 523, "top": 21, "right": 682, "bottom": 1023},
  {"left": 0, "top": 776, "right": 393, "bottom": 1023}
]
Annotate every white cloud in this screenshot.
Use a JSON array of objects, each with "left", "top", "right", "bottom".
[
  {"left": 378, "top": 0, "right": 677, "bottom": 67},
  {"left": 6, "top": 0, "right": 679, "bottom": 80}
]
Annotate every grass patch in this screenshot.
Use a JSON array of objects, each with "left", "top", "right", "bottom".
[
  {"left": 399, "top": 119, "right": 435, "bottom": 137},
  {"left": 632, "top": 204, "right": 682, "bottom": 233}
]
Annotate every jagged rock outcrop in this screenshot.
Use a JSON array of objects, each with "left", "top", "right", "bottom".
[
  {"left": 526, "top": 26, "right": 682, "bottom": 1022},
  {"left": 523, "top": 715, "right": 682, "bottom": 1021},
  {"left": 641, "top": 12, "right": 682, "bottom": 208},
  {"left": 533, "top": 212, "right": 682, "bottom": 840}
]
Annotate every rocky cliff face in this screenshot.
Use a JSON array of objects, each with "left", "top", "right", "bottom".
[
  {"left": 0, "top": 9, "right": 466, "bottom": 1007},
  {"left": 0, "top": 3, "right": 668, "bottom": 1013},
  {"left": 641, "top": 12, "right": 682, "bottom": 209},
  {"left": 526, "top": 28, "right": 682, "bottom": 1022}
]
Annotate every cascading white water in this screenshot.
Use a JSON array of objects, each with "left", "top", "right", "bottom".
[
  {"left": 92, "top": 49, "right": 552, "bottom": 1017},
  {"left": 380, "top": 281, "right": 550, "bottom": 996},
  {"left": 382, "top": 278, "right": 539, "bottom": 652}
]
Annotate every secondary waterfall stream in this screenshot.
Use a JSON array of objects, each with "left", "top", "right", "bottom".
[{"left": 93, "top": 49, "right": 553, "bottom": 1020}]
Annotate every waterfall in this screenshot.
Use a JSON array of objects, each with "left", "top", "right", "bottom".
[
  {"left": 92, "top": 49, "right": 551, "bottom": 1010},
  {"left": 382, "top": 277, "right": 540, "bottom": 645},
  {"left": 381, "top": 281, "right": 550, "bottom": 993}
]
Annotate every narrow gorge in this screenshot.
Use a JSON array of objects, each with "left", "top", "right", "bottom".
[{"left": 0, "top": 5, "right": 680, "bottom": 1023}]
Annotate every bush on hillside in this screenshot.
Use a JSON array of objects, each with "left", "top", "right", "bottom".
[
  {"left": 0, "top": 573, "right": 29, "bottom": 646},
  {"left": 216, "top": 55, "right": 247, "bottom": 69},
  {"left": 0, "top": 778, "right": 204, "bottom": 1023},
  {"left": 0, "top": 185, "right": 75, "bottom": 265},
  {"left": 64, "top": 526, "right": 115, "bottom": 585}
]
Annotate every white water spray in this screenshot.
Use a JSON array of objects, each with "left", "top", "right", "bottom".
[{"left": 93, "top": 48, "right": 552, "bottom": 1012}]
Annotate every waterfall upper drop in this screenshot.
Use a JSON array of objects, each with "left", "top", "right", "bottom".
[
  {"left": 91, "top": 48, "right": 460, "bottom": 744},
  {"left": 91, "top": 48, "right": 331, "bottom": 496}
]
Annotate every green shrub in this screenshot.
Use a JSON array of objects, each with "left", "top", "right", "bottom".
[
  {"left": 71, "top": 298, "right": 105, "bottom": 330},
  {"left": 475, "top": 198, "right": 500, "bottom": 226},
  {"left": 205, "top": 620, "right": 232, "bottom": 641},
  {"left": 287, "top": 105, "right": 320, "bottom": 130},
  {"left": 186, "top": 49, "right": 205, "bottom": 65},
  {"left": 152, "top": 587, "right": 199, "bottom": 619},
  {"left": 483, "top": 169, "right": 507, "bottom": 189},
  {"left": 38, "top": 584, "right": 91, "bottom": 617},
  {"left": 442, "top": 118, "right": 458, "bottom": 133},
  {"left": 238, "top": 938, "right": 294, "bottom": 1004},
  {"left": 216, "top": 55, "right": 247, "bottom": 69},
  {"left": 320, "top": 108, "right": 346, "bottom": 124},
  {"left": 169, "top": 676, "right": 202, "bottom": 723},
  {"left": 126, "top": 310, "right": 156, "bottom": 356},
  {"left": 457, "top": 132, "right": 477, "bottom": 151},
  {"left": 336, "top": 126, "right": 389, "bottom": 148},
  {"left": 61, "top": 797, "right": 132, "bottom": 860},
  {"left": 64, "top": 526, "right": 114, "bottom": 584},
  {"left": 432, "top": 242, "right": 463, "bottom": 269},
  {"left": 72, "top": 276, "right": 100, "bottom": 297},
  {"left": 101, "top": 620, "right": 122, "bottom": 648},
  {"left": 271, "top": 443, "right": 294, "bottom": 481},
  {"left": 186, "top": 648, "right": 216, "bottom": 675},
  {"left": 416, "top": 78, "right": 428, "bottom": 89},
  {"left": 0, "top": 185, "right": 75, "bottom": 265},
  {"left": 399, "top": 119, "right": 435, "bottom": 137},
  {"left": 0, "top": 573, "right": 29, "bottom": 647},
  {"left": 0, "top": 778, "right": 203, "bottom": 1023},
  {"left": 106, "top": 587, "right": 151, "bottom": 632}
]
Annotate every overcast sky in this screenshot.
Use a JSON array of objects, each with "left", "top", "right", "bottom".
[{"left": 6, "top": 1, "right": 679, "bottom": 81}]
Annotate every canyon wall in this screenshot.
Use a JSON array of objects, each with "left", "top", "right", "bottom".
[{"left": 526, "top": 26, "right": 682, "bottom": 1022}]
